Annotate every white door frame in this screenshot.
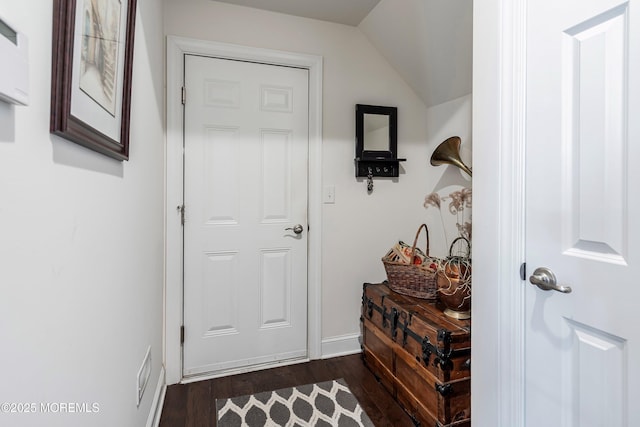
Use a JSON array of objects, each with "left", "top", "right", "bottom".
[
  {"left": 165, "top": 36, "right": 323, "bottom": 385},
  {"left": 472, "top": 0, "right": 526, "bottom": 425}
]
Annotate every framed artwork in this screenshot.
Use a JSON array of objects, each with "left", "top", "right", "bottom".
[{"left": 51, "top": 0, "right": 137, "bottom": 161}]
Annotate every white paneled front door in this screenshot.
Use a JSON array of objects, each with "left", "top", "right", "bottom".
[
  {"left": 525, "top": 1, "right": 639, "bottom": 425},
  {"left": 182, "top": 55, "right": 309, "bottom": 377}
]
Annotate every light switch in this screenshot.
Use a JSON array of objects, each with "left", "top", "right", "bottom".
[{"left": 323, "top": 186, "right": 335, "bottom": 204}]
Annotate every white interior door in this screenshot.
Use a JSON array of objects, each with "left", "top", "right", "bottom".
[
  {"left": 525, "top": 1, "right": 640, "bottom": 425},
  {"left": 182, "top": 55, "right": 309, "bottom": 377}
]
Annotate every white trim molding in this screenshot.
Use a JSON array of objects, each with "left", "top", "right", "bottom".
[
  {"left": 145, "top": 366, "right": 166, "bottom": 427},
  {"left": 164, "top": 36, "right": 323, "bottom": 385},
  {"left": 472, "top": 0, "right": 526, "bottom": 426},
  {"left": 321, "top": 333, "right": 361, "bottom": 359}
]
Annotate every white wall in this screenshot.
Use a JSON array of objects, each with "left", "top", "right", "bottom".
[
  {"left": 0, "top": 1, "right": 165, "bottom": 426},
  {"left": 165, "top": 0, "right": 471, "bottom": 347},
  {"left": 422, "top": 94, "right": 473, "bottom": 258}
]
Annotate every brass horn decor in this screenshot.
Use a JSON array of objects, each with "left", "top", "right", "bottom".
[{"left": 430, "top": 136, "right": 472, "bottom": 177}]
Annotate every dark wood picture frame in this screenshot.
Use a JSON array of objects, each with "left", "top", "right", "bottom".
[
  {"left": 50, "top": 0, "right": 137, "bottom": 161},
  {"left": 355, "top": 104, "right": 398, "bottom": 161}
]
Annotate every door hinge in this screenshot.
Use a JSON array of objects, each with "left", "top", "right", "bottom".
[
  {"left": 177, "top": 205, "right": 185, "bottom": 225},
  {"left": 520, "top": 262, "right": 527, "bottom": 281},
  {"left": 181, "top": 86, "right": 186, "bottom": 105},
  {"left": 180, "top": 325, "right": 185, "bottom": 345}
]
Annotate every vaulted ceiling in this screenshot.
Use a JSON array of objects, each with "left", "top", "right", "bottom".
[
  {"left": 359, "top": 0, "right": 472, "bottom": 108},
  {"left": 212, "top": 0, "right": 382, "bottom": 26},
  {"left": 213, "top": 0, "right": 472, "bottom": 108}
]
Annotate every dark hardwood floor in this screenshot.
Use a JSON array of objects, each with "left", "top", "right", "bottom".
[{"left": 159, "top": 354, "right": 414, "bottom": 427}]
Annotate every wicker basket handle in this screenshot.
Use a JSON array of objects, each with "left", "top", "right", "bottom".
[
  {"left": 448, "top": 236, "right": 471, "bottom": 258},
  {"left": 410, "top": 224, "right": 431, "bottom": 263}
]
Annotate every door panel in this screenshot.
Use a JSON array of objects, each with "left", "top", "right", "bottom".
[
  {"left": 203, "top": 126, "right": 241, "bottom": 225},
  {"left": 566, "top": 319, "right": 626, "bottom": 426},
  {"left": 562, "top": 4, "right": 628, "bottom": 263},
  {"left": 526, "top": 0, "right": 639, "bottom": 425},
  {"left": 183, "top": 55, "right": 309, "bottom": 377}
]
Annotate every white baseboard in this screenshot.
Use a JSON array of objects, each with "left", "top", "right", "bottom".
[
  {"left": 321, "top": 333, "right": 362, "bottom": 359},
  {"left": 146, "top": 366, "right": 166, "bottom": 427}
]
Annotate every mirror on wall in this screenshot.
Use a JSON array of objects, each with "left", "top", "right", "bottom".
[
  {"left": 363, "top": 113, "right": 391, "bottom": 152},
  {"left": 355, "top": 104, "right": 396, "bottom": 161},
  {"left": 355, "top": 104, "right": 405, "bottom": 181}
]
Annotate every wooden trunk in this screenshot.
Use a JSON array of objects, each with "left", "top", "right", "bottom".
[{"left": 361, "top": 282, "right": 471, "bottom": 427}]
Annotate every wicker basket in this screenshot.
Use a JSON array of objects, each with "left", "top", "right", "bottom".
[{"left": 382, "top": 224, "right": 439, "bottom": 300}]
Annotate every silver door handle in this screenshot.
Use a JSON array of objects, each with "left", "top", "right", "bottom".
[
  {"left": 285, "top": 224, "right": 304, "bottom": 235},
  {"left": 529, "top": 267, "right": 572, "bottom": 293}
]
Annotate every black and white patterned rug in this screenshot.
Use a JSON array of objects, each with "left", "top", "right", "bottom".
[{"left": 215, "top": 378, "right": 374, "bottom": 426}]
